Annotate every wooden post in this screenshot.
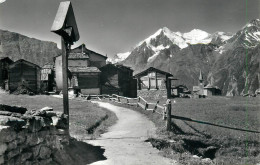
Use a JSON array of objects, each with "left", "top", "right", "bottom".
[
  {"left": 166, "top": 99, "right": 171, "bottom": 131},
  {"left": 155, "top": 72, "right": 158, "bottom": 89},
  {"left": 137, "top": 97, "right": 140, "bottom": 107},
  {"left": 61, "top": 37, "right": 69, "bottom": 129},
  {"left": 163, "top": 106, "right": 166, "bottom": 120},
  {"left": 117, "top": 96, "right": 120, "bottom": 103},
  {"left": 166, "top": 77, "right": 172, "bottom": 99},
  {"left": 153, "top": 101, "right": 159, "bottom": 113},
  {"left": 145, "top": 102, "right": 148, "bottom": 110}
]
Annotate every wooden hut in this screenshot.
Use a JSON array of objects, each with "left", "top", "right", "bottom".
[
  {"left": 8, "top": 59, "right": 41, "bottom": 93},
  {"left": 0, "top": 57, "right": 13, "bottom": 90},
  {"left": 40, "top": 63, "right": 54, "bottom": 92},
  {"left": 134, "top": 67, "right": 174, "bottom": 90},
  {"left": 100, "top": 64, "right": 137, "bottom": 97}
]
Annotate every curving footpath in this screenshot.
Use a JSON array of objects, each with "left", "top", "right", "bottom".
[{"left": 86, "top": 101, "right": 178, "bottom": 165}]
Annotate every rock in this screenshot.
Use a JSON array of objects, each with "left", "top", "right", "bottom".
[
  {"left": 7, "top": 148, "right": 20, "bottom": 160},
  {"left": 11, "top": 112, "right": 22, "bottom": 118},
  {"left": 17, "top": 130, "right": 27, "bottom": 144},
  {"left": 45, "top": 111, "right": 57, "bottom": 117},
  {"left": 39, "top": 158, "right": 52, "bottom": 165},
  {"left": 0, "top": 111, "right": 12, "bottom": 116},
  {"left": 0, "top": 155, "right": 3, "bottom": 164},
  {"left": 20, "top": 152, "right": 32, "bottom": 163},
  {"left": 32, "top": 145, "right": 51, "bottom": 159},
  {"left": 28, "top": 116, "right": 43, "bottom": 132},
  {"left": 0, "top": 126, "right": 16, "bottom": 142},
  {"left": 0, "top": 104, "right": 27, "bottom": 114},
  {"left": 51, "top": 116, "right": 68, "bottom": 129},
  {"left": 0, "top": 143, "right": 7, "bottom": 155},
  {"left": 0, "top": 116, "right": 26, "bottom": 129},
  {"left": 40, "top": 107, "right": 53, "bottom": 112},
  {"left": 7, "top": 140, "right": 17, "bottom": 151},
  {"left": 26, "top": 133, "right": 44, "bottom": 146}
]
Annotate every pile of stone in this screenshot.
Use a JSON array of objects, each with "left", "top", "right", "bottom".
[{"left": 0, "top": 104, "right": 69, "bottom": 164}]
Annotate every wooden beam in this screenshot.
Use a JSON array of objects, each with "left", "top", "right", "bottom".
[{"left": 61, "top": 37, "right": 69, "bottom": 128}]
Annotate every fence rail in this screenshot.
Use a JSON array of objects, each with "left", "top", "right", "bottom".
[{"left": 93, "top": 94, "right": 260, "bottom": 133}]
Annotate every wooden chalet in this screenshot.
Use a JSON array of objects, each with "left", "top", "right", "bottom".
[
  {"left": 134, "top": 67, "right": 176, "bottom": 90},
  {"left": 100, "top": 64, "right": 137, "bottom": 98},
  {"left": 40, "top": 63, "right": 54, "bottom": 92},
  {"left": 54, "top": 44, "right": 107, "bottom": 94},
  {"left": 0, "top": 57, "right": 13, "bottom": 90},
  {"left": 8, "top": 59, "right": 41, "bottom": 93}
]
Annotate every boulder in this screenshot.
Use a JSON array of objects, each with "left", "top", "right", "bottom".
[{"left": 0, "top": 143, "right": 7, "bottom": 155}]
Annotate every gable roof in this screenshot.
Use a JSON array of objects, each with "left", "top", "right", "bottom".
[
  {"left": 9, "top": 59, "right": 41, "bottom": 69},
  {"left": 134, "top": 67, "right": 173, "bottom": 78},
  {"left": 0, "top": 57, "right": 13, "bottom": 64},
  {"left": 70, "top": 44, "right": 107, "bottom": 59},
  {"left": 42, "top": 63, "right": 54, "bottom": 69},
  {"left": 68, "top": 66, "right": 101, "bottom": 73}
]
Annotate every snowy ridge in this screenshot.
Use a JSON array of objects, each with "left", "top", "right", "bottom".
[{"left": 113, "top": 27, "right": 239, "bottom": 62}]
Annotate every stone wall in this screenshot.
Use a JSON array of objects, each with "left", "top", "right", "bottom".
[
  {"left": 0, "top": 104, "right": 69, "bottom": 165},
  {"left": 137, "top": 89, "right": 167, "bottom": 99}
]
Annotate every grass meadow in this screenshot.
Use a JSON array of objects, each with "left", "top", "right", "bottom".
[
  {"left": 111, "top": 95, "right": 260, "bottom": 165},
  {"left": 0, "top": 93, "right": 117, "bottom": 140}
]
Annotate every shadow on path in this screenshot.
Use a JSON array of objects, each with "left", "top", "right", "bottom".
[{"left": 53, "top": 138, "right": 106, "bottom": 165}]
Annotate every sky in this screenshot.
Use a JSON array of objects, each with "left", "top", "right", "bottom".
[{"left": 0, "top": 0, "right": 259, "bottom": 58}]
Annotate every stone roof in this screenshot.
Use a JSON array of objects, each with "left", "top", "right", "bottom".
[
  {"left": 68, "top": 53, "right": 89, "bottom": 59},
  {"left": 68, "top": 66, "right": 101, "bottom": 73}
]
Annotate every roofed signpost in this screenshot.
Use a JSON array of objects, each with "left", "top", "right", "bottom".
[{"left": 51, "top": 1, "right": 80, "bottom": 130}]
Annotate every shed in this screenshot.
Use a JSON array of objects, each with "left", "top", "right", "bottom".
[
  {"left": 8, "top": 59, "right": 41, "bottom": 93},
  {"left": 134, "top": 67, "right": 175, "bottom": 90},
  {"left": 100, "top": 64, "right": 137, "bottom": 98},
  {"left": 204, "top": 85, "right": 221, "bottom": 96},
  {"left": 0, "top": 57, "right": 13, "bottom": 90},
  {"left": 69, "top": 66, "right": 101, "bottom": 95}
]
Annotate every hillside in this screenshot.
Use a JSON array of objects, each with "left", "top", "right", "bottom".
[
  {"left": 113, "top": 19, "right": 260, "bottom": 95},
  {"left": 0, "top": 29, "right": 61, "bottom": 67}
]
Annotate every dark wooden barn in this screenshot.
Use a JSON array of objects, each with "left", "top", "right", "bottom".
[
  {"left": 0, "top": 57, "right": 13, "bottom": 90},
  {"left": 69, "top": 66, "right": 101, "bottom": 95},
  {"left": 8, "top": 59, "right": 41, "bottom": 93},
  {"left": 100, "top": 64, "right": 137, "bottom": 98},
  {"left": 40, "top": 63, "right": 54, "bottom": 92},
  {"left": 134, "top": 67, "right": 175, "bottom": 90}
]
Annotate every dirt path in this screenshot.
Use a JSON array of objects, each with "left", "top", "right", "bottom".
[{"left": 86, "top": 102, "right": 177, "bottom": 165}]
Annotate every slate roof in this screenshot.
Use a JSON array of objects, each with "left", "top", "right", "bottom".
[
  {"left": 68, "top": 66, "right": 101, "bottom": 73},
  {"left": 68, "top": 53, "right": 89, "bottom": 59}
]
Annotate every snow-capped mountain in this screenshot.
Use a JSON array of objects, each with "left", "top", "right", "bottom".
[
  {"left": 115, "top": 19, "right": 260, "bottom": 96},
  {"left": 110, "top": 27, "right": 232, "bottom": 63}
]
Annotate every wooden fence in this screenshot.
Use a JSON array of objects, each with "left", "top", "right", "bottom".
[
  {"left": 86, "top": 94, "right": 260, "bottom": 133},
  {"left": 109, "top": 94, "right": 170, "bottom": 127}
]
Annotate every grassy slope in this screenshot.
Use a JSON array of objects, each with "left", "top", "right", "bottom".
[
  {"left": 0, "top": 93, "right": 117, "bottom": 140},
  {"left": 109, "top": 96, "right": 260, "bottom": 165}
]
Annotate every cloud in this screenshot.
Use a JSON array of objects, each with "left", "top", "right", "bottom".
[{"left": 0, "top": 0, "right": 6, "bottom": 4}]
